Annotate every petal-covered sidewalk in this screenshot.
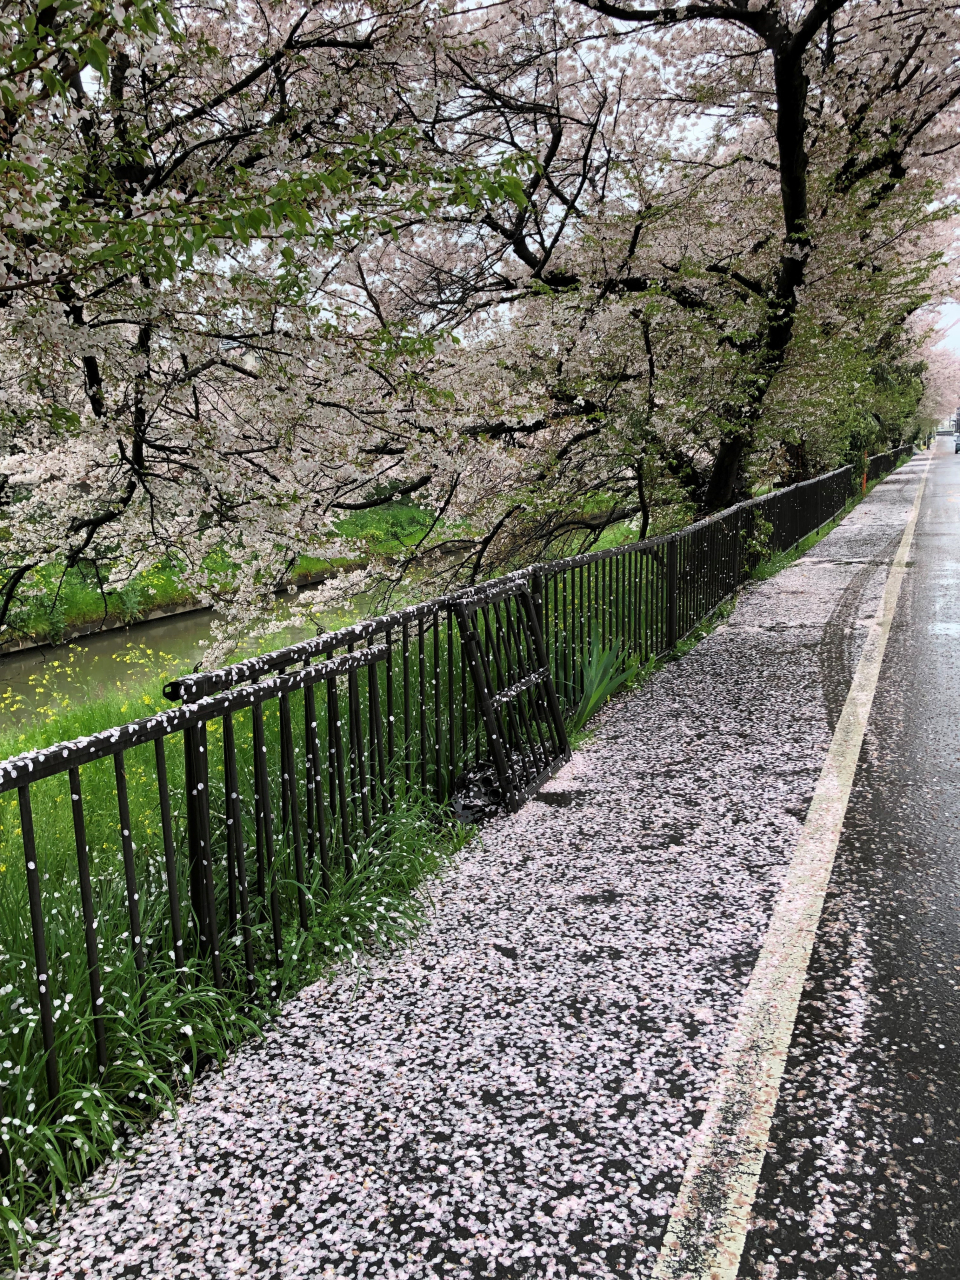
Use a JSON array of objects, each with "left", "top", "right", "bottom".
[{"left": 23, "top": 462, "right": 926, "bottom": 1279}]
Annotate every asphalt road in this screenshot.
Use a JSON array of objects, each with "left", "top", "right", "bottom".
[{"left": 741, "top": 442, "right": 960, "bottom": 1280}]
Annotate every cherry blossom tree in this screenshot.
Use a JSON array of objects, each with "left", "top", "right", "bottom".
[
  {"left": 320, "top": 0, "right": 958, "bottom": 595},
  {"left": 0, "top": 0, "right": 956, "bottom": 656},
  {"left": 0, "top": 0, "right": 527, "bottom": 644}
]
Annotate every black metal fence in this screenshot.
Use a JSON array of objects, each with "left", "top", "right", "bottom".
[{"left": 0, "top": 445, "right": 911, "bottom": 1105}]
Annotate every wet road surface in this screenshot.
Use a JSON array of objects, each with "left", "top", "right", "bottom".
[{"left": 741, "top": 443, "right": 960, "bottom": 1280}]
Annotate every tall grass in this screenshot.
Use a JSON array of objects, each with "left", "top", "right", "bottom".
[{"left": 569, "top": 626, "right": 644, "bottom": 732}]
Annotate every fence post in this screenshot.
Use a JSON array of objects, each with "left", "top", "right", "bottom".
[
  {"left": 666, "top": 537, "right": 678, "bottom": 649},
  {"left": 731, "top": 509, "right": 741, "bottom": 590},
  {"left": 18, "top": 786, "right": 59, "bottom": 1103}
]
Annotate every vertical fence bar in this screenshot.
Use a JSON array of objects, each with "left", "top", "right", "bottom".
[
  {"left": 153, "top": 739, "right": 186, "bottom": 987},
  {"left": 347, "top": 665, "right": 372, "bottom": 838},
  {"left": 368, "top": 658, "right": 387, "bottom": 815},
  {"left": 385, "top": 629, "right": 396, "bottom": 780},
  {"left": 225, "top": 750, "right": 238, "bottom": 944},
  {"left": 247, "top": 712, "right": 265, "bottom": 908},
  {"left": 194, "top": 727, "right": 223, "bottom": 990},
  {"left": 549, "top": 572, "right": 559, "bottom": 690},
  {"left": 222, "top": 712, "right": 257, "bottom": 995},
  {"left": 402, "top": 621, "right": 412, "bottom": 787},
  {"left": 303, "top": 681, "right": 331, "bottom": 895},
  {"left": 279, "top": 692, "right": 309, "bottom": 931},
  {"left": 446, "top": 608, "right": 456, "bottom": 799},
  {"left": 114, "top": 751, "right": 149, "bottom": 988},
  {"left": 303, "top": 677, "right": 317, "bottom": 871},
  {"left": 433, "top": 609, "right": 443, "bottom": 802},
  {"left": 612, "top": 556, "right": 618, "bottom": 640},
  {"left": 637, "top": 553, "right": 645, "bottom": 660},
  {"left": 577, "top": 565, "right": 585, "bottom": 701},
  {"left": 417, "top": 616, "right": 428, "bottom": 793},
  {"left": 666, "top": 538, "right": 679, "bottom": 650},
  {"left": 328, "top": 676, "right": 352, "bottom": 877},
  {"left": 627, "top": 550, "right": 634, "bottom": 655},
  {"left": 619, "top": 550, "right": 626, "bottom": 647},
  {"left": 460, "top": 620, "right": 470, "bottom": 763},
  {"left": 67, "top": 769, "right": 108, "bottom": 1073},
  {"left": 18, "top": 786, "right": 59, "bottom": 1101},
  {"left": 252, "top": 704, "right": 283, "bottom": 968},
  {"left": 560, "top": 571, "right": 569, "bottom": 707},
  {"left": 182, "top": 728, "right": 209, "bottom": 951}
]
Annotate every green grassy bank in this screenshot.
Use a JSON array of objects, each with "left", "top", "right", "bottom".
[{"left": 2, "top": 503, "right": 438, "bottom": 650}]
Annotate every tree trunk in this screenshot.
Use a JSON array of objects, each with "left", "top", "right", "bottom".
[
  {"left": 779, "top": 438, "right": 811, "bottom": 486},
  {"left": 703, "top": 435, "right": 750, "bottom": 511}
]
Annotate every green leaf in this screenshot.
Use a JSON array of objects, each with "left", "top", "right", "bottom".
[{"left": 81, "top": 36, "right": 110, "bottom": 78}]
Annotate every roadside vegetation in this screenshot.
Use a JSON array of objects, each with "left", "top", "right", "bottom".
[{"left": 0, "top": 685, "right": 469, "bottom": 1265}]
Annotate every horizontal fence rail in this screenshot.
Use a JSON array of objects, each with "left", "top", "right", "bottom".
[{"left": 0, "top": 444, "right": 912, "bottom": 1123}]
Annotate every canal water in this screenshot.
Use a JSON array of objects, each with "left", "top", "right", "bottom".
[{"left": 0, "top": 603, "right": 354, "bottom": 740}]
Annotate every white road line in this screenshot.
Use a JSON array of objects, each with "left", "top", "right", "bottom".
[{"left": 651, "top": 458, "right": 930, "bottom": 1280}]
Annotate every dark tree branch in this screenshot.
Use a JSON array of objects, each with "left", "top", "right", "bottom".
[{"left": 332, "top": 474, "right": 433, "bottom": 509}]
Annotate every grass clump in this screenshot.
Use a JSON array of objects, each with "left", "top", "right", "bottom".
[{"left": 569, "top": 625, "right": 643, "bottom": 733}]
